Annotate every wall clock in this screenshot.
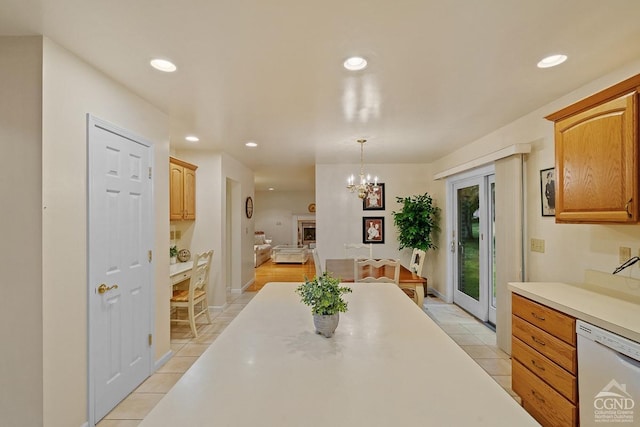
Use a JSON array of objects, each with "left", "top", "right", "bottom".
[{"left": 245, "top": 196, "right": 254, "bottom": 218}]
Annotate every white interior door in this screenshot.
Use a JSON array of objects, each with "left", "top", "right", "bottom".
[{"left": 88, "top": 116, "right": 153, "bottom": 424}]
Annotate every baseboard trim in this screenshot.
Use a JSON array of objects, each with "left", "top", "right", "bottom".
[
  {"left": 428, "top": 287, "right": 448, "bottom": 302},
  {"left": 211, "top": 303, "right": 228, "bottom": 313},
  {"left": 155, "top": 350, "right": 174, "bottom": 371},
  {"left": 241, "top": 278, "right": 254, "bottom": 292}
]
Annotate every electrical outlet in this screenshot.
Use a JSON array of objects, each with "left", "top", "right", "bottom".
[
  {"left": 530, "top": 238, "right": 545, "bottom": 253},
  {"left": 619, "top": 246, "right": 631, "bottom": 263}
]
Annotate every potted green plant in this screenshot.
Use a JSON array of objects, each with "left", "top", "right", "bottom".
[
  {"left": 392, "top": 193, "right": 440, "bottom": 251},
  {"left": 295, "top": 272, "right": 352, "bottom": 338},
  {"left": 170, "top": 245, "right": 178, "bottom": 264}
]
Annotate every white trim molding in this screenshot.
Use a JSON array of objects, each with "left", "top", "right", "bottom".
[{"left": 434, "top": 143, "right": 531, "bottom": 180}]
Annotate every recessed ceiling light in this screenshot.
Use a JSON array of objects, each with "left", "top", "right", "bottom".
[
  {"left": 245, "top": 141, "right": 258, "bottom": 148},
  {"left": 150, "top": 58, "right": 177, "bottom": 72},
  {"left": 537, "top": 54, "right": 567, "bottom": 69},
  {"left": 185, "top": 135, "right": 199, "bottom": 142},
  {"left": 344, "top": 56, "right": 367, "bottom": 71},
  {"left": 268, "top": 187, "right": 275, "bottom": 191}
]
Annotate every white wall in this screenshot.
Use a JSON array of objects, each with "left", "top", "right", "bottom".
[
  {"left": 429, "top": 58, "right": 640, "bottom": 352},
  {"left": 0, "top": 36, "right": 44, "bottom": 427},
  {"left": 255, "top": 190, "right": 315, "bottom": 245},
  {"left": 221, "top": 153, "right": 256, "bottom": 292},
  {"left": 42, "top": 38, "right": 170, "bottom": 426},
  {"left": 175, "top": 151, "right": 255, "bottom": 303},
  {"left": 316, "top": 163, "right": 435, "bottom": 275},
  {"left": 432, "top": 58, "right": 640, "bottom": 286}
]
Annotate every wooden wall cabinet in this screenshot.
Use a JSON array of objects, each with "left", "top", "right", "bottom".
[
  {"left": 170, "top": 157, "right": 197, "bottom": 221},
  {"left": 511, "top": 294, "right": 578, "bottom": 427},
  {"left": 546, "top": 74, "right": 640, "bottom": 223}
]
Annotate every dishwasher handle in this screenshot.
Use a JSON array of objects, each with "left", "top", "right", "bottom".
[
  {"left": 616, "top": 349, "right": 640, "bottom": 371},
  {"left": 593, "top": 339, "right": 640, "bottom": 370}
]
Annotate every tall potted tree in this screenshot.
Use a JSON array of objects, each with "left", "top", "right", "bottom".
[{"left": 392, "top": 193, "right": 440, "bottom": 251}]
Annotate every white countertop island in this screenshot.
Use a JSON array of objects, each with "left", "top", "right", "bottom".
[{"left": 141, "top": 283, "right": 538, "bottom": 427}]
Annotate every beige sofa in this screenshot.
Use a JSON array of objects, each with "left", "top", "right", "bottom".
[{"left": 254, "top": 231, "right": 272, "bottom": 267}]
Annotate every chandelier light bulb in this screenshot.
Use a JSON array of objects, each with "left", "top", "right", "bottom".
[{"left": 346, "top": 139, "right": 380, "bottom": 199}]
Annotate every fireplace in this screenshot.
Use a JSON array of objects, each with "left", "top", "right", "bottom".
[{"left": 298, "top": 220, "right": 316, "bottom": 247}]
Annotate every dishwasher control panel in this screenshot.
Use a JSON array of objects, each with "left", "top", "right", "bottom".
[{"left": 577, "top": 320, "right": 640, "bottom": 362}]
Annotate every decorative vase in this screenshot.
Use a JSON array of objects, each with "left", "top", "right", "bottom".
[
  {"left": 170, "top": 256, "right": 177, "bottom": 265},
  {"left": 313, "top": 313, "right": 339, "bottom": 338}
]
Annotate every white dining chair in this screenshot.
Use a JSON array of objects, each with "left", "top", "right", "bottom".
[
  {"left": 312, "top": 249, "right": 323, "bottom": 277},
  {"left": 170, "top": 250, "right": 213, "bottom": 338},
  {"left": 410, "top": 248, "right": 426, "bottom": 277},
  {"left": 354, "top": 258, "right": 400, "bottom": 284},
  {"left": 344, "top": 243, "right": 373, "bottom": 259}
]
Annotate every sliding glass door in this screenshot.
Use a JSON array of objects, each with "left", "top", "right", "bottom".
[{"left": 450, "top": 168, "right": 496, "bottom": 323}]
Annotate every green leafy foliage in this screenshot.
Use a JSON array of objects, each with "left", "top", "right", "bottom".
[
  {"left": 295, "top": 273, "right": 352, "bottom": 315},
  {"left": 170, "top": 245, "right": 178, "bottom": 258},
  {"left": 392, "top": 193, "right": 440, "bottom": 251}
]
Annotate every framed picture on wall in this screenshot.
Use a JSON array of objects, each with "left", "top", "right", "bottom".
[
  {"left": 363, "top": 183, "right": 385, "bottom": 210},
  {"left": 362, "top": 216, "right": 385, "bottom": 244},
  {"left": 540, "top": 167, "right": 556, "bottom": 217}
]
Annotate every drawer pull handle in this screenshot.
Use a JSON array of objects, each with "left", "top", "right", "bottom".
[
  {"left": 531, "top": 360, "right": 546, "bottom": 371},
  {"left": 531, "top": 336, "right": 546, "bottom": 346},
  {"left": 532, "top": 390, "right": 545, "bottom": 403},
  {"left": 531, "top": 312, "right": 545, "bottom": 321}
]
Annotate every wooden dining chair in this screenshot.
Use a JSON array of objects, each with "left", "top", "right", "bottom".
[
  {"left": 410, "top": 248, "right": 426, "bottom": 277},
  {"left": 354, "top": 258, "right": 423, "bottom": 307},
  {"left": 354, "top": 258, "right": 400, "bottom": 284},
  {"left": 170, "top": 250, "right": 213, "bottom": 338},
  {"left": 344, "top": 243, "right": 373, "bottom": 259},
  {"left": 312, "top": 249, "right": 323, "bottom": 277}
]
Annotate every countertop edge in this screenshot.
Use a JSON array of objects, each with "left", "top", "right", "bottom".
[{"left": 508, "top": 282, "right": 640, "bottom": 344}]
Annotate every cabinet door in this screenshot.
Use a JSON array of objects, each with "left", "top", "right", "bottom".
[
  {"left": 555, "top": 91, "right": 638, "bottom": 223},
  {"left": 183, "top": 167, "right": 196, "bottom": 220},
  {"left": 169, "top": 162, "right": 184, "bottom": 220}
]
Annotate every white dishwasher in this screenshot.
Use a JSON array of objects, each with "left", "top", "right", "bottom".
[{"left": 576, "top": 320, "right": 640, "bottom": 426}]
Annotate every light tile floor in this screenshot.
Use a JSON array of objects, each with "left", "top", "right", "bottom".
[{"left": 98, "top": 292, "right": 519, "bottom": 426}]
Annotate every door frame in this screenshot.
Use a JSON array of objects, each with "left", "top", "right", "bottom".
[
  {"left": 488, "top": 174, "right": 497, "bottom": 325},
  {"left": 86, "top": 114, "right": 156, "bottom": 425},
  {"left": 446, "top": 164, "right": 495, "bottom": 319}
]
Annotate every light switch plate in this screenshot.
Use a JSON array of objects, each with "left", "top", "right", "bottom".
[
  {"left": 620, "top": 246, "right": 631, "bottom": 263},
  {"left": 530, "top": 238, "right": 545, "bottom": 253}
]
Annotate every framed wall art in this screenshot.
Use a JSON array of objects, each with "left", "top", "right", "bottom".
[
  {"left": 540, "top": 167, "right": 556, "bottom": 217},
  {"left": 363, "top": 183, "right": 385, "bottom": 210},
  {"left": 362, "top": 216, "right": 384, "bottom": 244}
]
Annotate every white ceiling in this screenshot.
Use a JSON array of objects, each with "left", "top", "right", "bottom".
[{"left": 3, "top": 0, "right": 640, "bottom": 191}]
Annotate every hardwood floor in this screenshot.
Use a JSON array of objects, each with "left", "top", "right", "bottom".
[{"left": 248, "top": 259, "right": 316, "bottom": 291}]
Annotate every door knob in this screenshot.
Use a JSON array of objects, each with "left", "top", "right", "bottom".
[{"left": 97, "top": 284, "right": 119, "bottom": 294}]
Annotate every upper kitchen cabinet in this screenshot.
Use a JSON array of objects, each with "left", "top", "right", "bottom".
[
  {"left": 170, "top": 157, "right": 197, "bottom": 221},
  {"left": 546, "top": 74, "right": 640, "bottom": 223}
]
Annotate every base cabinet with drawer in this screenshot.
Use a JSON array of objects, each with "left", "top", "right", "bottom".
[{"left": 512, "top": 294, "right": 578, "bottom": 426}]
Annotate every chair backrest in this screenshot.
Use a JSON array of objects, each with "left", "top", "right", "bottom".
[
  {"left": 410, "top": 248, "right": 426, "bottom": 277},
  {"left": 344, "top": 243, "right": 373, "bottom": 259},
  {"left": 312, "top": 249, "right": 323, "bottom": 277},
  {"left": 354, "top": 258, "right": 400, "bottom": 284},
  {"left": 189, "top": 250, "right": 213, "bottom": 297}
]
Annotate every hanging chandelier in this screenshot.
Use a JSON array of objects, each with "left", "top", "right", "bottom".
[{"left": 346, "top": 139, "right": 379, "bottom": 199}]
